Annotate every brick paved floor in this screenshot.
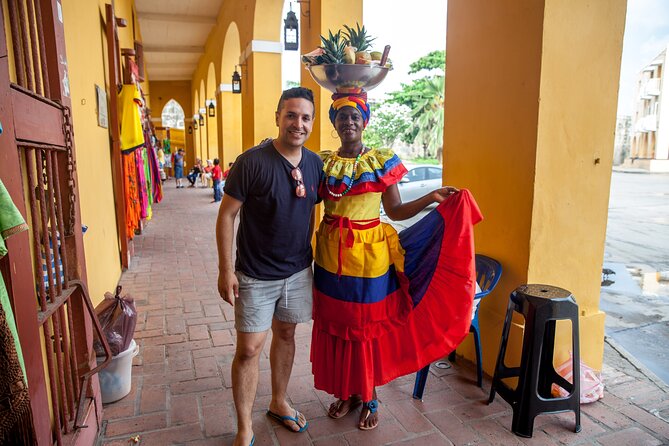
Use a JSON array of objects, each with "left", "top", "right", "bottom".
[{"left": 98, "top": 185, "right": 669, "bottom": 446}]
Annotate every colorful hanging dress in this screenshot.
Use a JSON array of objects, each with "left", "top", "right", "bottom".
[
  {"left": 118, "top": 84, "right": 145, "bottom": 238},
  {"left": 0, "top": 180, "right": 37, "bottom": 445},
  {"left": 311, "top": 148, "right": 483, "bottom": 401}
]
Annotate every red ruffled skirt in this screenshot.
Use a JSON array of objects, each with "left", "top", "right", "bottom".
[{"left": 311, "top": 190, "right": 482, "bottom": 401}]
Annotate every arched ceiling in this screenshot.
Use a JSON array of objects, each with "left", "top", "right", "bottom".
[{"left": 135, "top": 0, "right": 225, "bottom": 81}]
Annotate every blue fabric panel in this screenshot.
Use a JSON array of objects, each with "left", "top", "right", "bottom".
[
  {"left": 314, "top": 263, "right": 400, "bottom": 304},
  {"left": 399, "top": 209, "right": 445, "bottom": 307}
]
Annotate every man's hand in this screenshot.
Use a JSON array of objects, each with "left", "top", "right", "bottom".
[{"left": 218, "top": 270, "right": 239, "bottom": 306}]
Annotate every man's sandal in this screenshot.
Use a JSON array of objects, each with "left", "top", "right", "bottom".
[
  {"left": 358, "top": 399, "right": 379, "bottom": 431},
  {"left": 266, "top": 409, "right": 308, "bottom": 433}
]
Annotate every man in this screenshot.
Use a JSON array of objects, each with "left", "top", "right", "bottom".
[{"left": 216, "top": 87, "right": 322, "bottom": 446}]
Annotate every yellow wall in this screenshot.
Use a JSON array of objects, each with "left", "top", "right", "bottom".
[
  {"left": 61, "top": 1, "right": 122, "bottom": 304},
  {"left": 190, "top": 0, "right": 286, "bottom": 154},
  {"left": 220, "top": 23, "right": 243, "bottom": 166},
  {"left": 444, "top": 0, "right": 626, "bottom": 371},
  {"left": 530, "top": 0, "right": 626, "bottom": 365},
  {"left": 61, "top": 0, "right": 153, "bottom": 304}
]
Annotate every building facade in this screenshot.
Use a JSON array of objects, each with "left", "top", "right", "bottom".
[{"left": 628, "top": 44, "right": 669, "bottom": 172}]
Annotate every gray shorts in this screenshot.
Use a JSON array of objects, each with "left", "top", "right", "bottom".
[{"left": 234, "top": 267, "right": 313, "bottom": 333}]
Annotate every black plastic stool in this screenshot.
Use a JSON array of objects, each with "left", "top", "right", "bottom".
[{"left": 487, "top": 284, "right": 581, "bottom": 438}]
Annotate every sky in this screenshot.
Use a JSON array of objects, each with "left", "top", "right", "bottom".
[
  {"left": 281, "top": 0, "right": 446, "bottom": 101},
  {"left": 617, "top": 0, "right": 669, "bottom": 116},
  {"left": 281, "top": 0, "right": 669, "bottom": 115}
]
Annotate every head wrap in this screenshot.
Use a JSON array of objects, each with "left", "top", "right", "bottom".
[{"left": 329, "top": 91, "right": 371, "bottom": 128}]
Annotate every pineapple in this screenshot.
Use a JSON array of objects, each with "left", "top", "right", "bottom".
[
  {"left": 319, "top": 30, "right": 347, "bottom": 64},
  {"left": 343, "top": 23, "right": 375, "bottom": 51},
  {"left": 343, "top": 23, "right": 376, "bottom": 64}
]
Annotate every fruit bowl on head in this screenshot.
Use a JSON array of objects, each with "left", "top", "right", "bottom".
[{"left": 306, "top": 63, "right": 389, "bottom": 93}]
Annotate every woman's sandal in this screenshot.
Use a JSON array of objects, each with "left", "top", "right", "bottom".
[
  {"left": 328, "top": 397, "right": 362, "bottom": 419},
  {"left": 358, "top": 399, "right": 379, "bottom": 431}
]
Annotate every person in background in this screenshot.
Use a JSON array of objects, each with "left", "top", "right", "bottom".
[
  {"left": 223, "top": 162, "right": 234, "bottom": 180},
  {"left": 187, "top": 158, "right": 203, "bottom": 187},
  {"left": 173, "top": 148, "right": 185, "bottom": 188},
  {"left": 211, "top": 158, "right": 223, "bottom": 203},
  {"left": 202, "top": 159, "right": 214, "bottom": 187}
]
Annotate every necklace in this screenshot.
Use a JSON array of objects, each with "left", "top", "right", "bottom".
[{"left": 325, "top": 146, "right": 368, "bottom": 198}]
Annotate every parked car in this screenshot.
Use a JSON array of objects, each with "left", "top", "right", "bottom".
[
  {"left": 380, "top": 165, "right": 443, "bottom": 215},
  {"left": 397, "top": 165, "right": 443, "bottom": 203}
]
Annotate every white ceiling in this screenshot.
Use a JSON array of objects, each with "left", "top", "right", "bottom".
[{"left": 135, "top": 0, "right": 225, "bottom": 81}]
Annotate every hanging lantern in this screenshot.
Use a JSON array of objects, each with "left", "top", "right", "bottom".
[
  {"left": 284, "top": 5, "right": 299, "bottom": 51},
  {"left": 232, "top": 66, "right": 242, "bottom": 94},
  {"left": 198, "top": 114, "right": 205, "bottom": 127},
  {"left": 188, "top": 125, "right": 193, "bottom": 134},
  {"left": 207, "top": 99, "right": 216, "bottom": 118}
]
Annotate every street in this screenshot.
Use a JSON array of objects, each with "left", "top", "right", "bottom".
[{"left": 601, "top": 171, "right": 669, "bottom": 385}]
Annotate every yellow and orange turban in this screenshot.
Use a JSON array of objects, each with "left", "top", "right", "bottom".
[{"left": 329, "top": 91, "right": 371, "bottom": 128}]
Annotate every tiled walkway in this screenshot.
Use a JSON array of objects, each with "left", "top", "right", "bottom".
[{"left": 98, "top": 185, "right": 669, "bottom": 446}]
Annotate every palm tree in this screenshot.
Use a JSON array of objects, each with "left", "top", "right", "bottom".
[{"left": 411, "top": 76, "right": 444, "bottom": 158}]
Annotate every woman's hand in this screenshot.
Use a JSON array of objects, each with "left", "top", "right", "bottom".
[{"left": 430, "top": 186, "right": 460, "bottom": 204}]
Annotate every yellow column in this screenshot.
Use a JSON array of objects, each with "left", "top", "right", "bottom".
[
  {"left": 300, "top": 0, "right": 363, "bottom": 152},
  {"left": 220, "top": 88, "right": 243, "bottom": 165},
  {"left": 241, "top": 50, "right": 282, "bottom": 149},
  {"left": 444, "top": 0, "right": 626, "bottom": 371}
]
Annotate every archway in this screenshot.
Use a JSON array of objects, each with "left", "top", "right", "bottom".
[
  {"left": 221, "top": 22, "right": 243, "bottom": 164},
  {"left": 206, "top": 62, "right": 220, "bottom": 162},
  {"left": 160, "top": 99, "right": 185, "bottom": 129},
  {"left": 193, "top": 90, "right": 201, "bottom": 160},
  {"left": 199, "top": 80, "right": 207, "bottom": 160}
]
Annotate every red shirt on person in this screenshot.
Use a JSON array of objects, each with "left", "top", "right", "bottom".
[{"left": 212, "top": 165, "right": 223, "bottom": 181}]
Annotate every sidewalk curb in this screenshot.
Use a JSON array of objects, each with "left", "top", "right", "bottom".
[{"left": 604, "top": 335, "right": 669, "bottom": 393}]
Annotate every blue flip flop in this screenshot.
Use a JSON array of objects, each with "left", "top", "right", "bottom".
[
  {"left": 249, "top": 435, "right": 255, "bottom": 446},
  {"left": 266, "top": 409, "right": 308, "bottom": 433}
]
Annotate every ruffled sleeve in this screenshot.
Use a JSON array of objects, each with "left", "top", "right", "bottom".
[{"left": 319, "top": 148, "right": 408, "bottom": 200}]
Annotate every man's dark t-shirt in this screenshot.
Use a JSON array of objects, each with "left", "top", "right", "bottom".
[{"left": 224, "top": 141, "right": 323, "bottom": 280}]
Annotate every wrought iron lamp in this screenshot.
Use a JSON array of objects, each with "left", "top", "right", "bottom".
[
  {"left": 284, "top": 4, "right": 299, "bottom": 51},
  {"left": 232, "top": 66, "right": 242, "bottom": 94},
  {"left": 206, "top": 99, "right": 216, "bottom": 118}
]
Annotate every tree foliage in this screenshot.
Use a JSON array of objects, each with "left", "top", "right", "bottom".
[
  {"left": 408, "top": 50, "right": 445, "bottom": 75},
  {"left": 363, "top": 103, "right": 412, "bottom": 148},
  {"left": 383, "top": 50, "right": 446, "bottom": 158}
]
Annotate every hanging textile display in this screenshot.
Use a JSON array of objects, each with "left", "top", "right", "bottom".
[
  {"left": 118, "top": 85, "right": 144, "bottom": 152},
  {"left": 121, "top": 154, "right": 141, "bottom": 239},
  {"left": 117, "top": 83, "right": 145, "bottom": 239},
  {"left": 145, "top": 133, "right": 163, "bottom": 204},
  {"left": 135, "top": 148, "right": 149, "bottom": 220},
  {"left": 0, "top": 180, "right": 37, "bottom": 445}
]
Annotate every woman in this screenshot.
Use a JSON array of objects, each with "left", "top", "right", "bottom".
[
  {"left": 173, "top": 148, "right": 185, "bottom": 188},
  {"left": 312, "top": 91, "right": 482, "bottom": 430}
]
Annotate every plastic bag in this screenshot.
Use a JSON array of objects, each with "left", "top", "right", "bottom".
[
  {"left": 93, "top": 286, "right": 137, "bottom": 357},
  {"left": 551, "top": 352, "right": 604, "bottom": 403}
]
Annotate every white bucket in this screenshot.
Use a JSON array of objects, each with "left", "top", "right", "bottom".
[{"left": 96, "top": 339, "right": 139, "bottom": 404}]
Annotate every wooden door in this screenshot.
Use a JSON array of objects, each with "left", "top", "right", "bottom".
[{"left": 0, "top": 1, "right": 110, "bottom": 444}]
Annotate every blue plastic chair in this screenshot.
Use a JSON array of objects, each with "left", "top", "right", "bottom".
[{"left": 412, "top": 254, "right": 503, "bottom": 399}]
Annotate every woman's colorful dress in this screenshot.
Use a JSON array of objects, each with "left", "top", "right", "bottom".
[{"left": 311, "top": 148, "right": 482, "bottom": 401}]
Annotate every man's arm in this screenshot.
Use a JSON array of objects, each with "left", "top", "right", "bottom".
[{"left": 216, "top": 194, "right": 243, "bottom": 305}]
